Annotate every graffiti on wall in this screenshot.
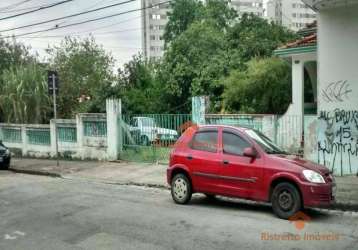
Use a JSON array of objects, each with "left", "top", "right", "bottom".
[
  {"left": 318, "top": 109, "right": 358, "bottom": 175},
  {"left": 321, "top": 80, "right": 352, "bottom": 103}
]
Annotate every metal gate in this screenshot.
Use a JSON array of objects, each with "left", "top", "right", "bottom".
[
  {"left": 118, "top": 113, "right": 304, "bottom": 163},
  {"left": 119, "top": 114, "right": 192, "bottom": 163}
]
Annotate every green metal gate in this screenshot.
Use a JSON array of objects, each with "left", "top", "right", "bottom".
[{"left": 119, "top": 114, "right": 192, "bottom": 164}]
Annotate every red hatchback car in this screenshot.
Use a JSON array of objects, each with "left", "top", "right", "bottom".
[{"left": 167, "top": 125, "right": 336, "bottom": 219}]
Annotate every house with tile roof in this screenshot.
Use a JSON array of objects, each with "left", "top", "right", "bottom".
[{"left": 274, "top": 0, "right": 358, "bottom": 176}]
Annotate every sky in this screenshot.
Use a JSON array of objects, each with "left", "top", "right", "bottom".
[
  {"left": 0, "top": 0, "right": 269, "bottom": 70},
  {"left": 0, "top": 0, "right": 142, "bottom": 69}
]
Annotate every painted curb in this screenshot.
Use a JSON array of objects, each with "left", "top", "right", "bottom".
[{"left": 9, "top": 168, "right": 61, "bottom": 178}]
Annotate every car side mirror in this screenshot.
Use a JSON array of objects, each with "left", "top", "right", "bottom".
[{"left": 243, "top": 147, "right": 257, "bottom": 158}]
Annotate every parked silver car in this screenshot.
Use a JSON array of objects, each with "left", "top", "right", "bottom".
[{"left": 129, "top": 117, "right": 178, "bottom": 145}]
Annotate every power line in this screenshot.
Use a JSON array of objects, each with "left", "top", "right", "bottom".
[
  {"left": 20, "top": 27, "right": 142, "bottom": 39},
  {"left": 0, "top": 0, "right": 74, "bottom": 21},
  {"left": 0, "top": 3, "right": 52, "bottom": 13},
  {"left": 2, "top": 1, "right": 170, "bottom": 39},
  {"left": 0, "top": 0, "right": 32, "bottom": 12},
  {"left": 19, "top": 15, "right": 143, "bottom": 39},
  {"left": 0, "top": 0, "right": 137, "bottom": 33},
  {"left": 55, "top": 0, "right": 107, "bottom": 26},
  {"left": 0, "top": 6, "right": 37, "bottom": 14}
]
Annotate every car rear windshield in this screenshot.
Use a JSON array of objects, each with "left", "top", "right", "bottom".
[{"left": 245, "top": 129, "right": 287, "bottom": 154}]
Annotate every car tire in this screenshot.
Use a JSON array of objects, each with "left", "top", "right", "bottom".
[
  {"left": 271, "top": 182, "right": 302, "bottom": 220},
  {"left": 171, "top": 173, "right": 192, "bottom": 204},
  {"left": 140, "top": 135, "right": 150, "bottom": 146}
]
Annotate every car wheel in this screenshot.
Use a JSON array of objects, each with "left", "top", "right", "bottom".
[
  {"left": 171, "top": 173, "right": 192, "bottom": 204},
  {"left": 271, "top": 182, "right": 302, "bottom": 219},
  {"left": 140, "top": 135, "right": 150, "bottom": 146}
]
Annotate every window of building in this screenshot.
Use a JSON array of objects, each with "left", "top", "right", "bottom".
[{"left": 151, "top": 14, "right": 161, "bottom": 20}]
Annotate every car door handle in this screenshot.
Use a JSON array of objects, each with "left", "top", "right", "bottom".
[
  {"left": 187, "top": 155, "right": 193, "bottom": 160},
  {"left": 223, "top": 160, "right": 230, "bottom": 165}
]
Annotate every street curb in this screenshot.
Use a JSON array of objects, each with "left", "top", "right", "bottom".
[
  {"left": 331, "top": 203, "right": 358, "bottom": 212},
  {"left": 113, "top": 181, "right": 170, "bottom": 190},
  {"left": 9, "top": 168, "right": 358, "bottom": 212},
  {"left": 9, "top": 168, "right": 61, "bottom": 178}
]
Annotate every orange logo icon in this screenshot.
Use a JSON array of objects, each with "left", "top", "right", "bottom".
[{"left": 288, "top": 211, "right": 311, "bottom": 230}]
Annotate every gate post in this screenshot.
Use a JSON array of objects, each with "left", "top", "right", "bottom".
[
  {"left": 106, "top": 98, "right": 122, "bottom": 161},
  {"left": 192, "top": 96, "right": 208, "bottom": 125}
]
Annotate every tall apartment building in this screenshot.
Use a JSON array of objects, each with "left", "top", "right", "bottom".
[
  {"left": 230, "top": 0, "right": 264, "bottom": 17},
  {"left": 141, "top": 0, "right": 264, "bottom": 60},
  {"left": 267, "top": 0, "right": 316, "bottom": 31},
  {"left": 141, "top": 0, "right": 170, "bottom": 60}
]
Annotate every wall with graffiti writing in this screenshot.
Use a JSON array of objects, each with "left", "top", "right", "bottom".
[
  {"left": 317, "top": 110, "right": 358, "bottom": 175},
  {"left": 317, "top": 7, "right": 358, "bottom": 175}
]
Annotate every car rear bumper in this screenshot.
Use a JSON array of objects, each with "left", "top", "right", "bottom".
[
  {"left": 0, "top": 155, "right": 11, "bottom": 165},
  {"left": 301, "top": 182, "right": 335, "bottom": 207}
]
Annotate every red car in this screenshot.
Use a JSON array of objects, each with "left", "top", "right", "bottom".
[{"left": 167, "top": 125, "right": 335, "bottom": 219}]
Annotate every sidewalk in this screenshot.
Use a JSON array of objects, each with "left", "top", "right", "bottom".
[
  {"left": 8, "top": 158, "right": 358, "bottom": 211},
  {"left": 10, "top": 158, "right": 166, "bottom": 188}
]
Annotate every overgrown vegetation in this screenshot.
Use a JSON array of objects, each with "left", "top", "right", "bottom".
[{"left": 0, "top": 0, "right": 297, "bottom": 123}]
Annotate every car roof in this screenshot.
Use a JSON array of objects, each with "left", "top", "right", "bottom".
[{"left": 196, "top": 124, "right": 252, "bottom": 132}]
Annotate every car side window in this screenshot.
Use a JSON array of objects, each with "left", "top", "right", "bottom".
[
  {"left": 223, "top": 132, "right": 251, "bottom": 156},
  {"left": 191, "top": 131, "right": 218, "bottom": 153}
]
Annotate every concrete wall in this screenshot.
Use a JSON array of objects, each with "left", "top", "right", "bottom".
[
  {"left": 0, "top": 114, "right": 109, "bottom": 161},
  {"left": 317, "top": 5, "right": 358, "bottom": 175}
]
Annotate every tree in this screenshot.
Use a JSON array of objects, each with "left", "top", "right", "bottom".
[
  {"left": 163, "top": 0, "right": 204, "bottom": 45},
  {"left": 163, "top": 0, "right": 237, "bottom": 45},
  {"left": 0, "top": 63, "right": 51, "bottom": 123},
  {"left": 204, "top": 0, "right": 237, "bottom": 29},
  {"left": 0, "top": 38, "right": 37, "bottom": 122},
  {"left": 160, "top": 21, "right": 227, "bottom": 112},
  {"left": 226, "top": 13, "right": 297, "bottom": 67},
  {"left": 160, "top": 0, "right": 238, "bottom": 113},
  {"left": 47, "top": 36, "right": 116, "bottom": 118},
  {"left": 117, "top": 55, "right": 164, "bottom": 114},
  {"left": 0, "top": 38, "right": 35, "bottom": 75},
  {"left": 159, "top": 9, "right": 297, "bottom": 113},
  {"left": 222, "top": 57, "right": 292, "bottom": 114}
]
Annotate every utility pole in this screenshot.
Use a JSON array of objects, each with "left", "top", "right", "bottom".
[{"left": 48, "top": 71, "right": 59, "bottom": 167}]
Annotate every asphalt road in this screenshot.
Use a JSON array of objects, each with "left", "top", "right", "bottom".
[{"left": 0, "top": 171, "right": 357, "bottom": 250}]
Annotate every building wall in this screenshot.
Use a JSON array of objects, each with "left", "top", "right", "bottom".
[
  {"left": 267, "top": 0, "right": 316, "bottom": 31},
  {"left": 230, "top": 0, "right": 264, "bottom": 17},
  {"left": 141, "top": 0, "right": 170, "bottom": 60},
  {"left": 317, "top": 5, "right": 358, "bottom": 175}
]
